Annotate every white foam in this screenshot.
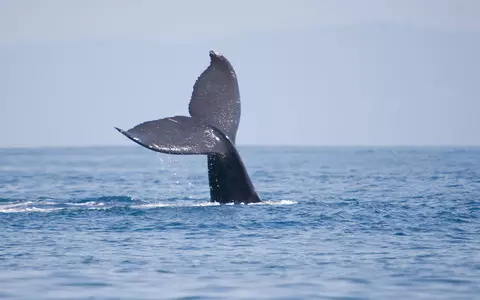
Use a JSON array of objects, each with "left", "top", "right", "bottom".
[
  {"left": 132, "top": 199, "right": 296, "bottom": 209},
  {"left": 0, "top": 199, "right": 296, "bottom": 213},
  {"left": 251, "top": 199, "right": 297, "bottom": 205},
  {"left": 1, "top": 201, "right": 34, "bottom": 208},
  {"left": 66, "top": 201, "right": 105, "bottom": 207},
  {"left": 0, "top": 207, "right": 62, "bottom": 213},
  {"left": 132, "top": 201, "right": 221, "bottom": 209}
]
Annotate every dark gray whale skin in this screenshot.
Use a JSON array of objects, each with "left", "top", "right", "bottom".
[
  {"left": 115, "top": 51, "right": 261, "bottom": 204},
  {"left": 205, "top": 139, "right": 261, "bottom": 205}
]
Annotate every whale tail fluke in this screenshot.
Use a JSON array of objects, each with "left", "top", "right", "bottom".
[
  {"left": 188, "top": 50, "right": 241, "bottom": 143},
  {"left": 115, "top": 116, "right": 229, "bottom": 155},
  {"left": 114, "top": 50, "right": 261, "bottom": 204}
]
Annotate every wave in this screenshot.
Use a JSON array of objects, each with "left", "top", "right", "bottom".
[
  {"left": 0, "top": 206, "right": 63, "bottom": 213},
  {"left": 132, "top": 199, "right": 296, "bottom": 209},
  {"left": 0, "top": 197, "right": 296, "bottom": 213}
]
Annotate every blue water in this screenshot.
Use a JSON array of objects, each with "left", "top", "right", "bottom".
[{"left": 0, "top": 146, "right": 479, "bottom": 299}]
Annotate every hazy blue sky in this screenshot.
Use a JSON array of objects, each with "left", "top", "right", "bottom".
[{"left": 1, "top": 0, "right": 479, "bottom": 147}]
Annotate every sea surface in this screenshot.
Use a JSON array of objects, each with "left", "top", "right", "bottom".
[{"left": 0, "top": 146, "right": 479, "bottom": 299}]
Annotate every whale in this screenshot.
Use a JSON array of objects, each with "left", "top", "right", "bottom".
[{"left": 115, "top": 50, "right": 261, "bottom": 204}]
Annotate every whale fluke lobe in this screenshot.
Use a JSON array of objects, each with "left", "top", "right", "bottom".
[
  {"left": 115, "top": 50, "right": 261, "bottom": 204},
  {"left": 189, "top": 50, "right": 241, "bottom": 143},
  {"left": 115, "top": 116, "right": 229, "bottom": 155}
]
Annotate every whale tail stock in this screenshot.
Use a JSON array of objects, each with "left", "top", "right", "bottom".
[{"left": 115, "top": 51, "right": 261, "bottom": 204}]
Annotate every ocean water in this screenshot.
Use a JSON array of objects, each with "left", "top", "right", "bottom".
[{"left": 0, "top": 146, "right": 478, "bottom": 299}]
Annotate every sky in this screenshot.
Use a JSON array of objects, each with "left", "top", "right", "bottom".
[{"left": 1, "top": 0, "right": 479, "bottom": 147}]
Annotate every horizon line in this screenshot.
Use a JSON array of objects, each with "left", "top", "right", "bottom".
[{"left": 1, "top": 144, "right": 480, "bottom": 150}]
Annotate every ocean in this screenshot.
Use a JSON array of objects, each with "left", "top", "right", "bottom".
[{"left": 0, "top": 146, "right": 478, "bottom": 299}]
